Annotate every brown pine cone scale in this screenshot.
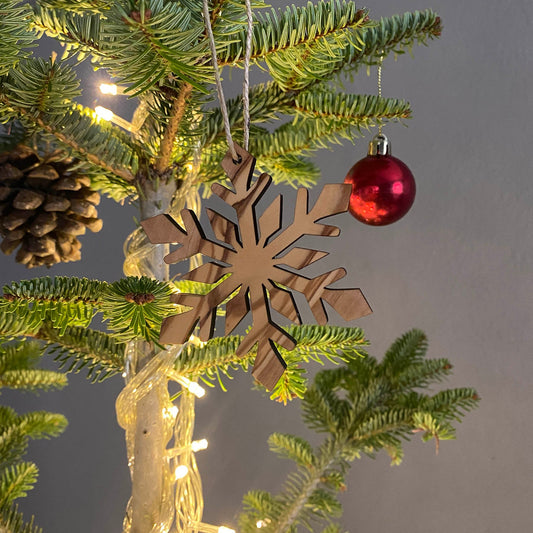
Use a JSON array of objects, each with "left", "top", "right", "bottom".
[{"left": 13, "top": 190, "right": 45, "bottom": 210}]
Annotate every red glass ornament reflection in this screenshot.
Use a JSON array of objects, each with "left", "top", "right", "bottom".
[{"left": 344, "top": 134, "right": 416, "bottom": 226}]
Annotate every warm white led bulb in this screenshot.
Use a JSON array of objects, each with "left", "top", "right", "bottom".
[
  {"left": 218, "top": 527, "right": 236, "bottom": 533},
  {"left": 163, "top": 405, "right": 179, "bottom": 419},
  {"left": 174, "top": 465, "right": 189, "bottom": 480},
  {"left": 95, "top": 106, "right": 113, "bottom": 121},
  {"left": 99, "top": 83, "right": 118, "bottom": 95},
  {"left": 188, "top": 381, "right": 206, "bottom": 398},
  {"left": 176, "top": 376, "right": 206, "bottom": 398},
  {"left": 191, "top": 439, "right": 208, "bottom": 452}
]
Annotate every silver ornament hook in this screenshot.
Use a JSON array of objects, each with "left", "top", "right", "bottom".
[{"left": 368, "top": 133, "right": 391, "bottom": 156}]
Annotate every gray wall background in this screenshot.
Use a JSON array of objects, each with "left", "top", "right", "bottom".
[{"left": 1, "top": 0, "right": 532, "bottom": 531}]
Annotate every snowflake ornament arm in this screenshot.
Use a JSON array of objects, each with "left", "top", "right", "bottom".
[{"left": 141, "top": 145, "right": 371, "bottom": 390}]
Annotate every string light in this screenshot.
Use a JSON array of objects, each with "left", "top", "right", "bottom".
[
  {"left": 256, "top": 519, "right": 270, "bottom": 528},
  {"left": 163, "top": 405, "right": 179, "bottom": 420},
  {"left": 191, "top": 438, "right": 208, "bottom": 452},
  {"left": 174, "top": 465, "right": 189, "bottom": 480},
  {"left": 175, "top": 376, "right": 206, "bottom": 398},
  {"left": 94, "top": 105, "right": 113, "bottom": 121},
  {"left": 94, "top": 106, "right": 136, "bottom": 133},
  {"left": 99, "top": 83, "right": 119, "bottom": 95},
  {"left": 166, "top": 438, "right": 209, "bottom": 458}
]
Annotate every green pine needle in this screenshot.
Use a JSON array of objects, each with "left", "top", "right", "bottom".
[
  {"left": 45, "top": 325, "right": 125, "bottom": 382},
  {"left": 0, "top": 1, "right": 35, "bottom": 77},
  {"left": 0, "top": 502, "right": 41, "bottom": 533},
  {"left": 0, "top": 462, "right": 38, "bottom": 507},
  {"left": 0, "top": 341, "right": 67, "bottom": 392},
  {"left": 100, "top": 276, "right": 177, "bottom": 343},
  {"left": 174, "top": 325, "right": 368, "bottom": 403},
  {"left": 268, "top": 433, "right": 317, "bottom": 469},
  {"left": 16, "top": 412, "right": 68, "bottom": 440}
]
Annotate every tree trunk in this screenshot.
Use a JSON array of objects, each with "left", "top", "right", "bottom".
[{"left": 128, "top": 178, "right": 178, "bottom": 533}]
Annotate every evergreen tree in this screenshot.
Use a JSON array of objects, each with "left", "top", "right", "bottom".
[{"left": 0, "top": 2, "right": 477, "bottom": 533}]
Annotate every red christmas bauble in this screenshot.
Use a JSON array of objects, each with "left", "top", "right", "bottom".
[{"left": 344, "top": 135, "right": 416, "bottom": 226}]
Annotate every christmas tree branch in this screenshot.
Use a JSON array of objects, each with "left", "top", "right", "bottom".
[
  {"left": 33, "top": 3, "right": 209, "bottom": 94},
  {"left": 218, "top": 0, "right": 369, "bottom": 65},
  {"left": 0, "top": 58, "right": 138, "bottom": 181},
  {"left": 41, "top": 325, "right": 125, "bottom": 382},
  {"left": 31, "top": 4, "right": 106, "bottom": 58},
  {"left": 199, "top": 82, "right": 296, "bottom": 148},
  {"left": 0, "top": 104, "right": 135, "bottom": 182},
  {"left": 259, "top": 154, "right": 321, "bottom": 188},
  {"left": 154, "top": 83, "right": 193, "bottom": 174},
  {"left": 331, "top": 10, "right": 442, "bottom": 80},
  {"left": 274, "top": 449, "right": 342, "bottom": 533},
  {"left": 36, "top": 0, "right": 114, "bottom": 13},
  {"left": 249, "top": 119, "right": 354, "bottom": 159},
  {"left": 0, "top": 341, "right": 67, "bottom": 392},
  {"left": 240, "top": 331, "right": 479, "bottom": 532},
  {"left": 0, "top": 502, "right": 41, "bottom": 533},
  {"left": 175, "top": 326, "right": 367, "bottom": 402},
  {"left": 0, "top": 340, "right": 67, "bottom": 533},
  {"left": 221, "top": 7, "right": 440, "bottom": 91},
  {"left": 0, "top": 0, "right": 35, "bottom": 76},
  {"left": 200, "top": 86, "right": 410, "bottom": 165},
  {"left": 1, "top": 277, "right": 102, "bottom": 334},
  {"left": 0, "top": 276, "right": 177, "bottom": 343},
  {"left": 0, "top": 307, "right": 38, "bottom": 339},
  {"left": 32, "top": 110, "right": 135, "bottom": 182},
  {"left": 290, "top": 92, "right": 411, "bottom": 122}
]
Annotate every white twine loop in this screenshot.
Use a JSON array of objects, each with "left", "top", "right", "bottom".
[{"left": 202, "top": 0, "right": 254, "bottom": 160}]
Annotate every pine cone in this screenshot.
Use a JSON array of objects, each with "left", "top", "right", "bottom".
[{"left": 0, "top": 146, "right": 103, "bottom": 268}]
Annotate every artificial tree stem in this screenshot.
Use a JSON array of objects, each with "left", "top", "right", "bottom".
[{"left": 128, "top": 177, "right": 178, "bottom": 533}]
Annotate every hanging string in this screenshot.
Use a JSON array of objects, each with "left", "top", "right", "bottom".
[
  {"left": 377, "top": 54, "right": 384, "bottom": 136},
  {"left": 202, "top": 0, "right": 253, "bottom": 161},
  {"left": 242, "top": 0, "right": 253, "bottom": 151}
]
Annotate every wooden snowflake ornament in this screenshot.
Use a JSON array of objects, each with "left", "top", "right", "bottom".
[{"left": 141, "top": 145, "right": 372, "bottom": 390}]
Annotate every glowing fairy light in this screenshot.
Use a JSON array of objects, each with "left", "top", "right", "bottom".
[
  {"left": 95, "top": 105, "right": 114, "bottom": 121},
  {"left": 176, "top": 376, "right": 206, "bottom": 398},
  {"left": 166, "top": 438, "right": 208, "bottom": 458},
  {"left": 99, "top": 83, "right": 119, "bottom": 95},
  {"left": 191, "top": 439, "right": 208, "bottom": 452},
  {"left": 94, "top": 106, "right": 135, "bottom": 133},
  {"left": 174, "top": 465, "right": 189, "bottom": 480},
  {"left": 163, "top": 405, "right": 179, "bottom": 420},
  {"left": 187, "top": 381, "right": 205, "bottom": 398}
]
